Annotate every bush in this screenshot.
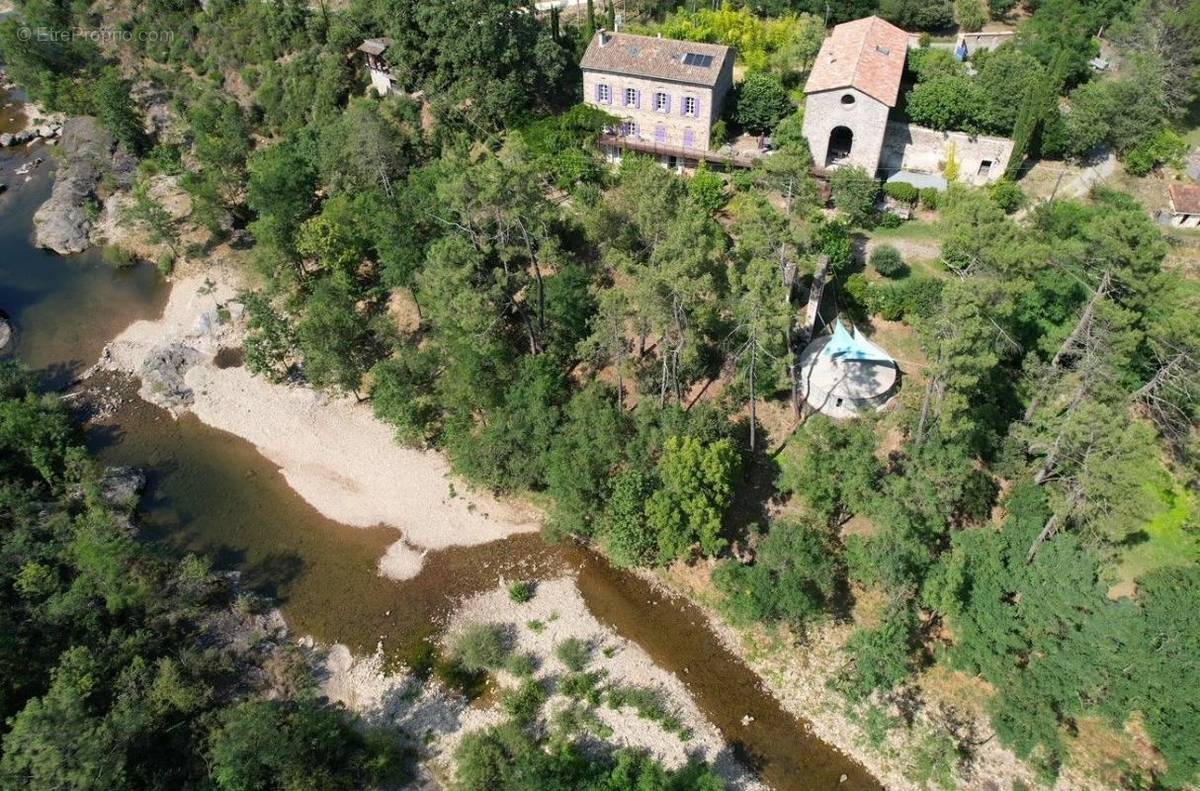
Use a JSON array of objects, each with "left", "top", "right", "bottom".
[
  {"left": 452, "top": 624, "right": 510, "bottom": 673},
  {"left": 1123, "top": 128, "right": 1187, "bottom": 176},
  {"left": 919, "top": 188, "right": 941, "bottom": 210},
  {"left": 554, "top": 637, "right": 592, "bottom": 672},
  {"left": 877, "top": 211, "right": 904, "bottom": 228},
  {"left": 507, "top": 580, "right": 535, "bottom": 603},
  {"left": 884, "top": 181, "right": 919, "bottom": 205},
  {"left": 898, "top": 276, "right": 944, "bottom": 319},
  {"left": 988, "top": 179, "right": 1025, "bottom": 213},
  {"left": 870, "top": 245, "right": 908, "bottom": 278},
  {"left": 688, "top": 163, "right": 727, "bottom": 213},
  {"left": 869, "top": 283, "right": 906, "bottom": 320},
  {"left": 501, "top": 678, "right": 547, "bottom": 725}
]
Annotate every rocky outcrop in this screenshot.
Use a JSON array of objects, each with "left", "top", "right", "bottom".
[
  {"left": 0, "top": 310, "right": 12, "bottom": 351},
  {"left": 0, "top": 122, "right": 61, "bottom": 147},
  {"left": 140, "top": 343, "right": 203, "bottom": 409},
  {"left": 98, "top": 466, "right": 146, "bottom": 509},
  {"left": 33, "top": 117, "right": 136, "bottom": 254}
]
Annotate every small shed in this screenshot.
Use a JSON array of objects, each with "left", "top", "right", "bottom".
[
  {"left": 358, "top": 37, "right": 395, "bottom": 96},
  {"left": 1167, "top": 183, "right": 1200, "bottom": 228},
  {"left": 798, "top": 320, "right": 898, "bottom": 419}
]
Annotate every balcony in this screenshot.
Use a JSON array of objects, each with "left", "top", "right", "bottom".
[{"left": 597, "top": 132, "right": 767, "bottom": 169}]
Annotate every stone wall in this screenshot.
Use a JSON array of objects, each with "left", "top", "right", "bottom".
[
  {"left": 880, "top": 121, "right": 1014, "bottom": 185},
  {"left": 803, "top": 87, "right": 891, "bottom": 174},
  {"left": 583, "top": 66, "right": 726, "bottom": 152}
]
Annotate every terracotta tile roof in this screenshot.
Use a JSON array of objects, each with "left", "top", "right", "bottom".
[
  {"left": 580, "top": 31, "right": 731, "bottom": 87},
  {"left": 804, "top": 16, "right": 908, "bottom": 107},
  {"left": 1169, "top": 183, "right": 1200, "bottom": 214}
]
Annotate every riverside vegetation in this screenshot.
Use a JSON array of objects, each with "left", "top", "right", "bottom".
[{"left": 1, "top": 0, "right": 1199, "bottom": 788}]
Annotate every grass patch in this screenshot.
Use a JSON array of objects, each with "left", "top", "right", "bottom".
[
  {"left": 866, "top": 221, "right": 942, "bottom": 242},
  {"left": 604, "top": 684, "right": 688, "bottom": 737},
  {"left": 551, "top": 701, "right": 613, "bottom": 740},
  {"left": 526, "top": 619, "right": 545, "bottom": 633},
  {"left": 1111, "top": 477, "right": 1198, "bottom": 596},
  {"left": 507, "top": 580, "right": 536, "bottom": 603}
]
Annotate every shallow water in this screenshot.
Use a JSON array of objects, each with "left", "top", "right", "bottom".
[
  {"left": 0, "top": 83, "right": 879, "bottom": 790},
  {"left": 0, "top": 115, "right": 167, "bottom": 384}
]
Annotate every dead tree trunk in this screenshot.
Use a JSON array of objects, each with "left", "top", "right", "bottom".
[
  {"left": 1027, "top": 487, "right": 1081, "bottom": 563},
  {"left": 1024, "top": 270, "right": 1112, "bottom": 423}
]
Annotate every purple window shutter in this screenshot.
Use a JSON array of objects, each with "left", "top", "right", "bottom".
[
  {"left": 684, "top": 129, "right": 694, "bottom": 148},
  {"left": 695, "top": 96, "right": 702, "bottom": 119},
  {"left": 595, "top": 83, "right": 602, "bottom": 103},
  {"left": 656, "top": 125, "right": 667, "bottom": 143},
  {"left": 665, "top": 94, "right": 671, "bottom": 113},
  {"left": 635, "top": 90, "right": 640, "bottom": 110}
]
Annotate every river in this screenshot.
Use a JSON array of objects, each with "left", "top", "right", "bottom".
[{"left": 0, "top": 88, "right": 880, "bottom": 791}]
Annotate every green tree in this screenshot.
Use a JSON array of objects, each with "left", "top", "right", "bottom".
[
  {"left": 296, "top": 280, "right": 381, "bottom": 396},
  {"left": 644, "top": 436, "right": 740, "bottom": 563},
  {"left": 735, "top": 72, "right": 793, "bottom": 134},
  {"left": 94, "top": 67, "right": 146, "bottom": 154},
  {"left": 713, "top": 518, "right": 839, "bottom": 625},
  {"left": 829, "top": 166, "right": 879, "bottom": 226}
]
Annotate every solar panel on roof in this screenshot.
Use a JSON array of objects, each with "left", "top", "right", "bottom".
[{"left": 682, "top": 53, "right": 713, "bottom": 68}]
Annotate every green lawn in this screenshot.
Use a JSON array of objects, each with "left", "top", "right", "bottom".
[
  {"left": 1111, "top": 477, "right": 1199, "bottom": 596},
  {"left": 866, "top": 221, "right": 942, "bottom": 242}
]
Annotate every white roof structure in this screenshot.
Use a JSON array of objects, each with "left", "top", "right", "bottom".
[{"left": 798, "top": 320, "right": 898, "bottom": 418}]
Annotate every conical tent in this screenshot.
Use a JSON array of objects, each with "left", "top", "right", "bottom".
[{"left": 820, "top": 320, "right": 895, "bottom": 364}]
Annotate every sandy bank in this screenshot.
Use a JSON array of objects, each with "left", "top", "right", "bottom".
[
  {"left": 320, "top": 576, "right": 765, "bottom": 789},
  {"left": 96, "top": 269, "right": 540, "bottom": 578}
]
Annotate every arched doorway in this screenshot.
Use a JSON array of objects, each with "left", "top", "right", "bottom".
[{"left": 826, "top": 126, "right": 853, "bottom": 166}]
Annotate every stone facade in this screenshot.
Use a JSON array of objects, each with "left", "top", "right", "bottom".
[
  {"left": 582, "top": 62, "right": 732, "bottom": 154},
  {"left": 803, "top": 88, "right": 891, "bottom": 174},
  {"left": 880, "top": 121, "right": 1014, "bottom": 185}
]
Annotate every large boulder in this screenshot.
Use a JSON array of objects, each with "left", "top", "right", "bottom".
[
  {"left": 140, "top": 343, "right": 202, "bottom": 410},
  {"left": 0, "top": 311, "right": 12, "bottom": 351},
  {"left": 33, "top": 117, "right": 134, "bottom": 255}
]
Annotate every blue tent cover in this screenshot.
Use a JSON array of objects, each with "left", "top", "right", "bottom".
[{"left": 820, "top": 320, "right": 895, "bottom": 364}]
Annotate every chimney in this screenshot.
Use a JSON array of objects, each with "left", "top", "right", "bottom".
[{"left": 598, "top": 29, "right": 610, "bottom": 46}]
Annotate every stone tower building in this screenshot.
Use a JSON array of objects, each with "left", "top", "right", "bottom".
[{"left": 802, "top": 16, "right": 908, "bottom": 175}]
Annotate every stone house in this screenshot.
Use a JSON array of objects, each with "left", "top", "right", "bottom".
[
  {"left": 580, "top": 30, "right": 735, "bottom": 168},
  {"left": 803, "top": 16, "right": 908, "bottom": 175},
  {"left": 803, "top": 16, "right": 1012, "bottom": 185}
]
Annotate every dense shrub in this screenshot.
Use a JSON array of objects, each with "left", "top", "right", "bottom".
[
  {"left": 1123, "top": 128, "right": 1187, "bottom": 176},
  {"left": 501, "top": 678, "right": 548, "bottom": 725},
  {"left": 453, "top": 624, "right": 511, "bottom": 673},
  {"left": 919, "top": 188, "right": 941, "bottom": 210},
  {"left": 988, "top": 179, "right": 1025, "bottom": 213},
  {"left": 871, "top": 245, "right": 908, "bottom": 278},
  {"left": 884, "top": 181, "right": 919, "bottom": 205}
]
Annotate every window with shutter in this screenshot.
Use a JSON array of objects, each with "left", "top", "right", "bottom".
[{"left": 624, "top": 88, "right": 638, "bottom": 108}]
